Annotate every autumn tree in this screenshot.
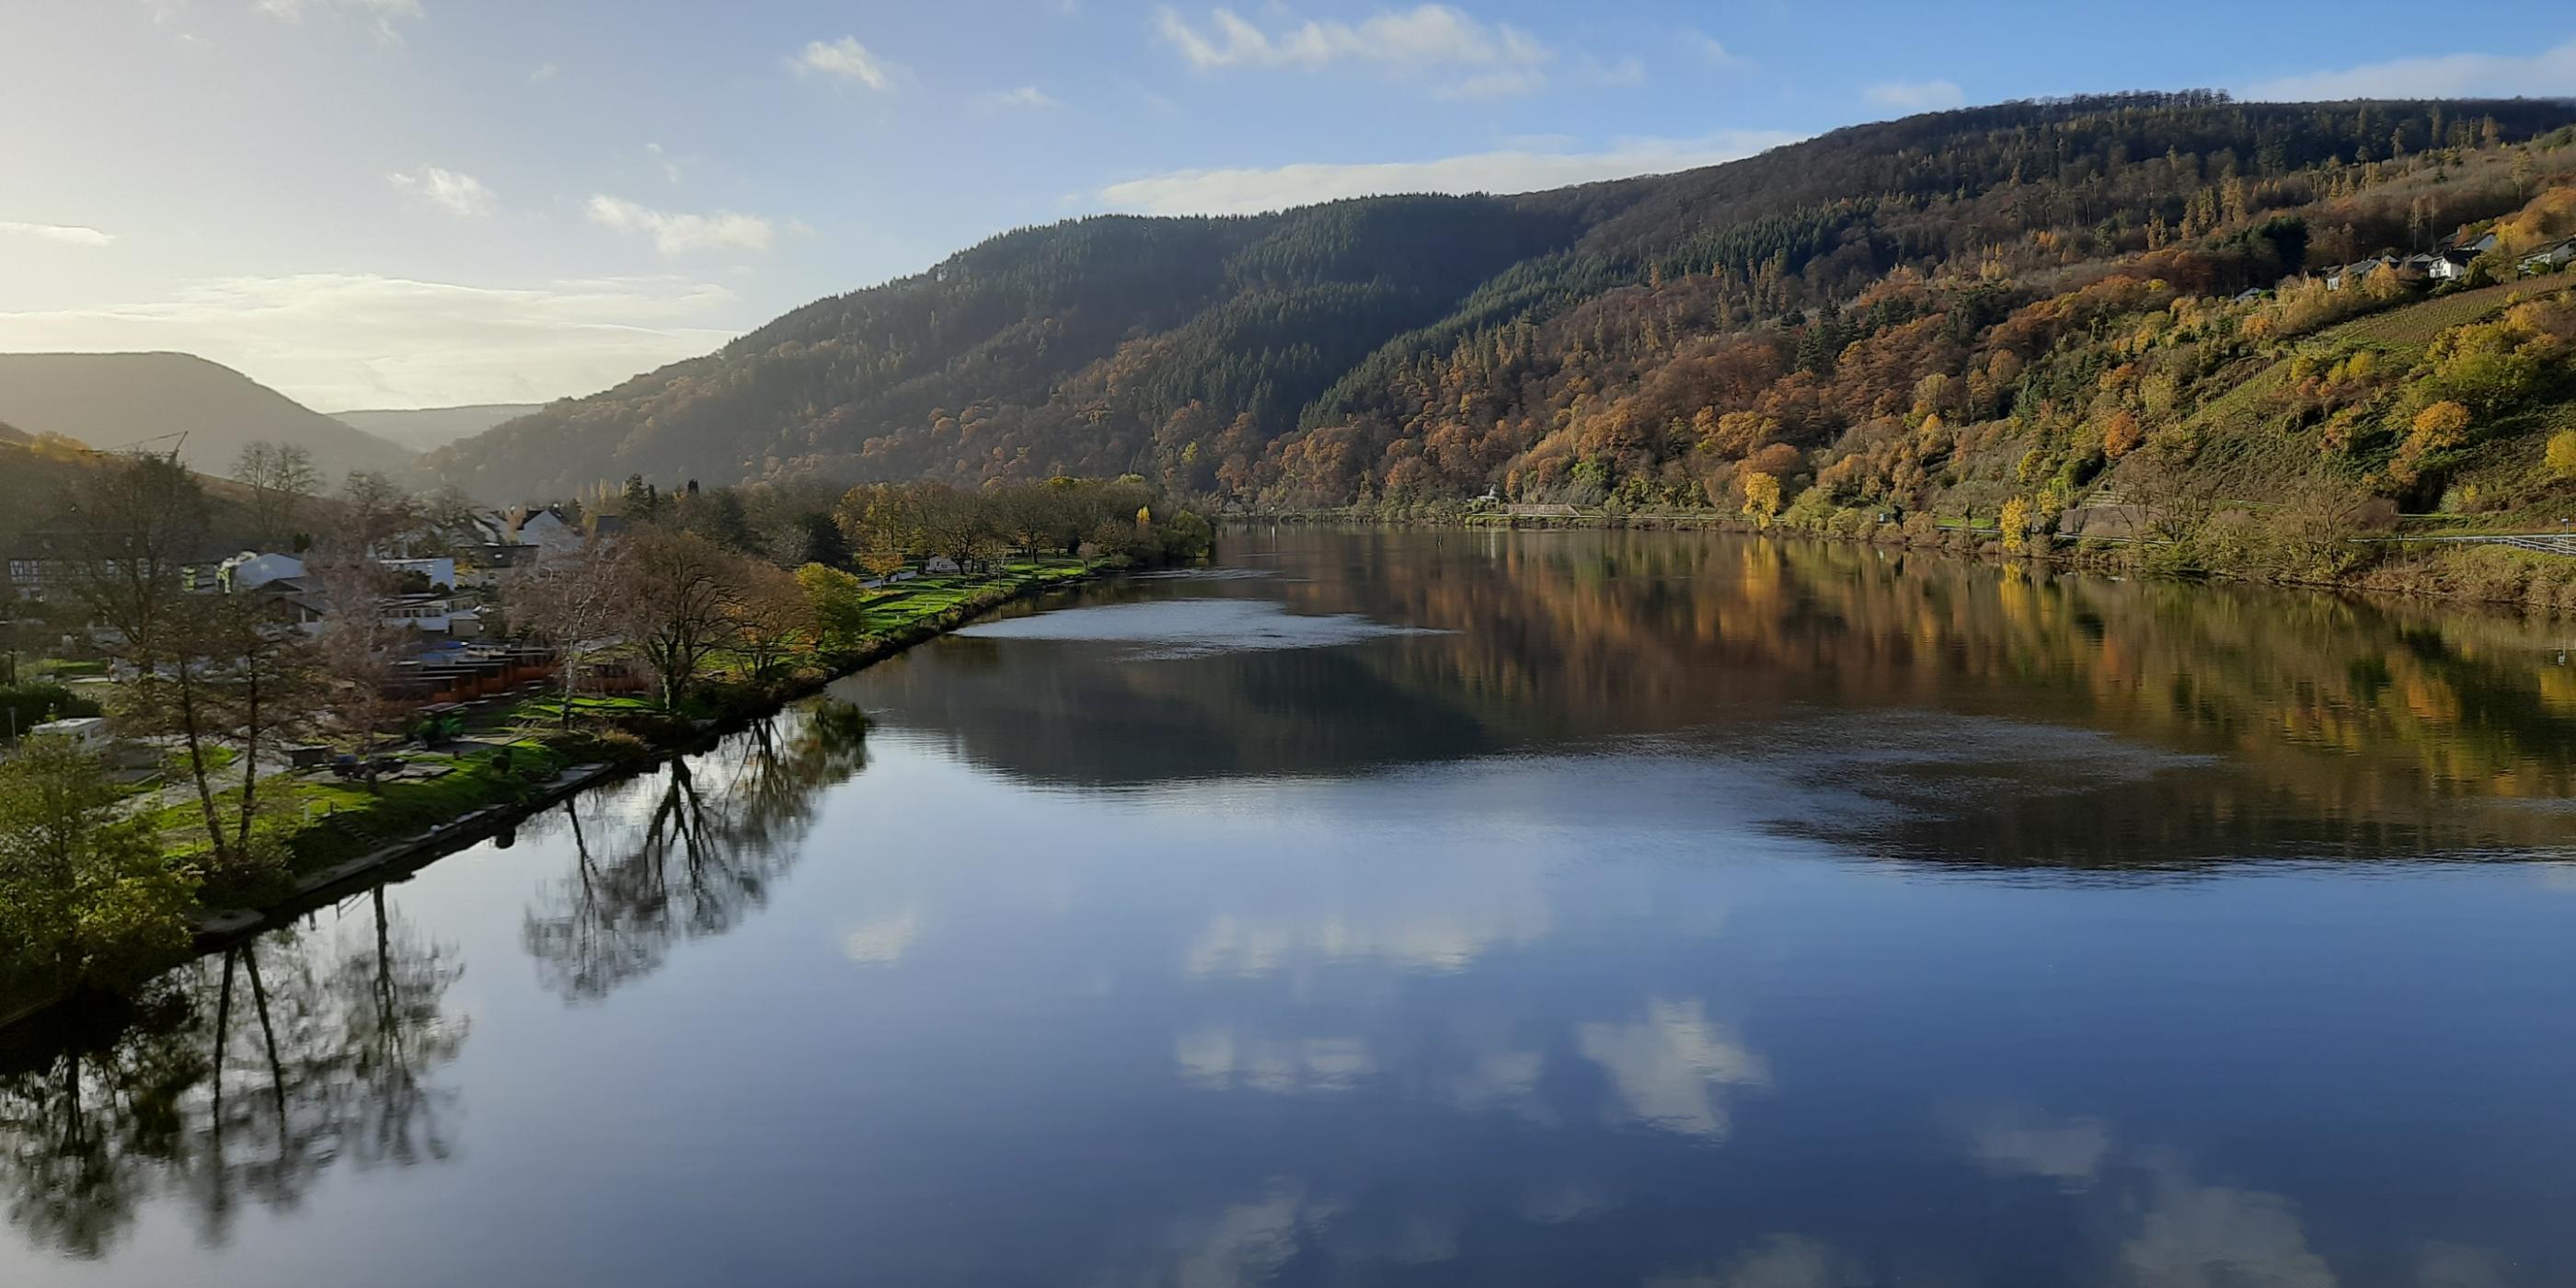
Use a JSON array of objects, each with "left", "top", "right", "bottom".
[
  {"left": 726, "top": 560, "right": 815, "bottom": 681},
  {"left": 794, "top": 564, "right": 874, "bottom": 650},
  {"left": 2100, "top": 409, "right": 2145, "bottom": 459},
  {"left": 1740, "top": 472, "right": 1783, "bottom": 528},
  {"left": 2546, "top": 430, "right": 2576, "bottom": 482},
  {"left": 2394, "top": 400, "right": 2471, "bottom": 485}
]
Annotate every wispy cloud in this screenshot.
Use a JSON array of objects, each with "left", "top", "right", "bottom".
[
  {"left": 586, "top": 195, "right": 775, "bottom": 256},
  {"left": 529, "top": 61, "right": 558, "bottom": 83},
  {"left": 1096, "top": 130, "right": 1800, "bottom": 216},
  {"left": 2240, "top": 39, "right": 2576, "bottom": 100},
  {"left": 1864, "top": 78, "right": 1964, "bottom": 111},
  {"left": 0, "top": 221, "right": 115, "bottom": 248},
  {"left": 645, "top": 142, "right": 682, "bottom": 185},
  {"left": 1154, "top": 4, "right": 1554, "bottom": 98},
  {"left": 792, "top": 35, "right": 897, "bottom": 91},
  {"left": 255, "top": 0, "right": 422, "bottom": 40},
  {"left": 1585, "top": 55, "right": 1645, "bottom": 86},
  {"left": 0, "top": 273, "right": 737, "bottom": 409},
  {"left": 980, "top": 85, "right": 1063, "bottom": 109},
  {"left": 387, "top": 166, "right": 496, "bottom": 219},
  {"left": 1685, "top": 30, "right": 1745, "bottom": 69}
]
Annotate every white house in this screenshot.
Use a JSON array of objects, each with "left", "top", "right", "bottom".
[
  {"left": 216, "top": 550, "right": 305, "bottom": 591},
  {"left": 29, "top": 716, "right": 109, "bottom": 749},
  {"left": 2521, "top": 240, "right": 2576, "bottom": 276},
  {"left": 381, "top": 557, "right": 458, "bottom": 590}
]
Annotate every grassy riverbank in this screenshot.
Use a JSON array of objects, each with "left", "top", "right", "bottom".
[{"left": 0, "top": 556, "right": 1110, "bottom": 1032}]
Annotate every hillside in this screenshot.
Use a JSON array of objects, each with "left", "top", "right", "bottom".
[
  {"left": 0, "top": 434, "right": 290, "bottom": 575},
  {"left": 332, "top": 403, "right": 546, "bottom": 454},
  {"left": 425, "top": 94, "right": 2576, "bottom": 516},
  {"left": 0, "top": 352, "right": 413, "bottom": 483}
]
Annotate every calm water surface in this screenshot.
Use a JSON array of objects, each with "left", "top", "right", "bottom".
[{"left": 6, "top": 529, "right": 2576, "bottom": 1287}]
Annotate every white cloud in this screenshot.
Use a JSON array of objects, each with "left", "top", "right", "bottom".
[
  {"left": 1096, "top": 131, "right": 1801, "bottom": 216},
  {"left": 386, "top": 166, "right": 496, "bottom": 219},
  {"left": 1177, "top": 1028, "right": 1377, "bottom": 1095},
  {"left": 0, "top": 221, "right": 114, "bottom": 247},
  {"left": 980, "top": 85, "right": 1063, "bottom": 109},
  {"left": 1965, "top": 1113, "right": 2113, "bottom": 1190},
  {"left": 2240, "top": 40, "right": 2576, "bottom": 100},
  {"left": 1575, "top": 998, "right": 1770, "bottom": 1140},
  {"left": 2121, "top": 1179, "right": 2337, "bottom": 1288},
  {"left": 1154, "top": 4, "right": 1554, "bottom": 97},
  {"left": 1645, "top": 1235, "right": 1869, "bottom": 1288},
  {"left": 586, "top": 195, "right": 775, "bottom": 256},
  {"left": 1863, "top": 78, "right": 1964, "bottom": 111},
  {"left": 1685, "top": 31, "right": 1745, "bottom": 68},
  {"left": 645, "top": 142, "right": 682, "bottom": 185},
  {"left": 840, "top": 907, "right": 922, "bottom": 964},
  {"left": 0, "top": 272, "right": 737, "bottom": 410},
  {"left": 529, "top": 61, "right": 558, "bottom": 83},
  {"left": 792, "top": 35, "right": 896, "bottom": 91}
]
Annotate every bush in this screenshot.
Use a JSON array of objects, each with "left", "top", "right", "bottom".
[
  {"left": 0, "top": 682, "right": 102, "bottom": 742},
  {"left": 0, "top": 736, "right": 199, "bottom": 993}
]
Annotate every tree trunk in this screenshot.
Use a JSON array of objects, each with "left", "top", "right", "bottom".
[{"left": 173, "top": 664, "right": 230, "bottom": 868}]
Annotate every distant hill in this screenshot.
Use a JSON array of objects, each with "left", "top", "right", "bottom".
[
  {"left": 0, "top": 352, "right": 413, "bottom": 483},
  {"left": 423, "top": 93, "right": 2576, "bottom": 507},
  {"left": 331, "top": 403, "right": 546, "bottom": 454}
]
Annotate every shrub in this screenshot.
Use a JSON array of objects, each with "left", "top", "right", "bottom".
[{"left": 2547, "top": 429, "right": 2576, "bottom": 482}]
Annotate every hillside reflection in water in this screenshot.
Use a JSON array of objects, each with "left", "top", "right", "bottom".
[{"left": 4, "top": 528, "right": 2573, "bottom": 1287}]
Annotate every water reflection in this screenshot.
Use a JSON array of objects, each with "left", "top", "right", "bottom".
[
  {"left": 864, "top": 530, "right": 2576, "bottom": 866},
  {"left": 0, "top": 891, "right": 463, "bottom": 1259},
  {"left": 5, "top": 532, "right": 2574, "bottom": 1286},
  {"left": 521, "top": 702, "right": 873, "bottom": 1001}
]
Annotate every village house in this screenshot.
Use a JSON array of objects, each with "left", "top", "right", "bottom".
[
  {"left": 5, "top": 528, "right": 234, "bottom": 602},
  {"left": 2521, "top": 238, "right": 2576, "bottom": 276}
]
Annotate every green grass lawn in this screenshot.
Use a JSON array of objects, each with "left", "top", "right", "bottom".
[{"left": 136, "top": 554, "right": 1109, "bottom": 899}]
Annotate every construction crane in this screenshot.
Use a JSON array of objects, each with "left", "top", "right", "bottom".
[{"left": 98, "top": 430, "right": 189, "bottom": 461}]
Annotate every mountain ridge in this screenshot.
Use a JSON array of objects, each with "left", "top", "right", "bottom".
[
  {"left": 421, "top": 93, "right": 2576, "bottom": 512},
  {"left": 0, "top": 351, "right": 413, "bottom": 483}
]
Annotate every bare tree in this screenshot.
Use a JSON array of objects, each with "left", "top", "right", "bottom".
[
  {"left": 63, "top": 454, "right": 236, "bottom": 861},
  {"left": 615, "top": 527, "right": 741, "bottom": 709},
  {"left": 510, "top": 536, "right": 626, "bottom": 727},
  {"left": 229, "top": 443, "right": 320, "bottom": 543},
  {"left": 307, "top": 546, "right": 413, "bottom": 793},
  {"left": 335, "top": 472, "right": 422, "bottom": 558}
]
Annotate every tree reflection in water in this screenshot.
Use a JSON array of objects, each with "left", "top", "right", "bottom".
[
  {"left": 0, "top": 890, "right": 464, "bottom": 1258},
  {"left": 522, "top": 701, "right": 872, "bottom": 1003},
  {"left": 0, "top": 701, "right": 874, "bottom": 1257}
]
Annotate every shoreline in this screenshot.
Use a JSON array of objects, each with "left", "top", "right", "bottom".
[
  {"left": 1230, "top": 509, "right": 2576, "bottom": 619},
  {"left": 0, "top": 558, "right": 1121, "bottom": 1037}
]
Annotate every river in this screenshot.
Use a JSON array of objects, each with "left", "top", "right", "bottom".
[{"left": 5, "top": 528, "right": 2575, "bottom": 1287}]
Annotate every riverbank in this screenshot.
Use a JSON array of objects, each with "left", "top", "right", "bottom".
[
  {"left": 0, "top": 556, "right": 1118, "bottom": 1034},
  {"left": 1236, "top": 506, "right": 2576, "bottom": 617}
]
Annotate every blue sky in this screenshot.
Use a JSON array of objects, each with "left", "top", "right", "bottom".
[{"left": 2, "top": 0, "right": 2571, "bottom": 410}]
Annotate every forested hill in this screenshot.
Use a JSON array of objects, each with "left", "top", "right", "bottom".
[
  {"left": 427, "top": 94, "right": 2576, "bottom": 509},
  {"left": 0, "top": 352, "right": 413, "bottom": 482}
]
